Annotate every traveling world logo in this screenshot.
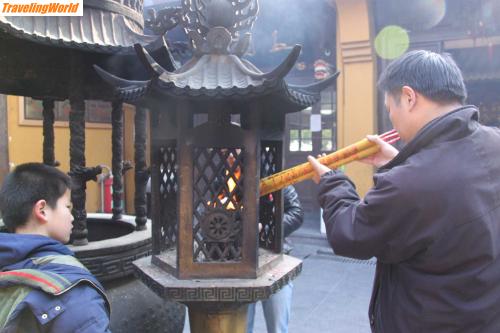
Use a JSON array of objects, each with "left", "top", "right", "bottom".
[{"left": 1, "top": 0, "right": 82, "bottom": 16}]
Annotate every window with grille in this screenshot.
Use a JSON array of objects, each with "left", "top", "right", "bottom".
[
  {"left": 286, "top": 88, "right": 337, "bottom": 153},
  {"left": 288, "top": 107, "right": 313, "bottom": 152}
]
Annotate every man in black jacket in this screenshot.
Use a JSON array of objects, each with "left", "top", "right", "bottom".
[{"left": 308, "top": 50, "right": 500, "bottom": 332}]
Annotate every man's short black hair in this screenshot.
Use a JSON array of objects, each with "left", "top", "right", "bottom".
[
  {"left": 0, "top": 163, "right": 71, "bottom": 232},
  {"left": 378, "top": 50, "right": 467, "bottom": 105}
]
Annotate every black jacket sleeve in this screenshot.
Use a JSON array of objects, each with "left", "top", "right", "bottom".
[
  {"left": 283, "top": 186, "right": 304, "bottom": 238},
  {"left": 318, "top": 170, "right": 431, "bottom": 263}
]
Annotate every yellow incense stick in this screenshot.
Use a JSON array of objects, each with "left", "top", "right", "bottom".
[{"left": 259, "top": 138, "right": 380, "bottom": 196}]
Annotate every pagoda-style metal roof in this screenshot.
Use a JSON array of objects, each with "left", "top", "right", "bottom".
[
  {"left": 95, "top": 44, "right": 339, "bottom": 112},
  {"left": 157, "top": 55, "right": 276, "bottom": 90},
  {"left": 0, "top": 0, "right": 162, "bottom": 53},
  {"left": 94, "top": 0, "right": 338, "bottom": 112}
]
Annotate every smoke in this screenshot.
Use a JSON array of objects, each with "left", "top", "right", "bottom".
[
  {"left": 142, "top": 0, "right": 336, "bottom": 83},
  {"left": 144, "top": 0, "right": 175, "bottom": 7},
  {"left": 250, "top": 0, "right": 336, "bottom": 81}
]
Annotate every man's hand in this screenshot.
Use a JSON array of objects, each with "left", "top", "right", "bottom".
[
  {"left": 359, "top": 135, "right": 399, "bottom": 168},
  {"left": 308, "top": 155, "right": 331, "bottom": 184}
]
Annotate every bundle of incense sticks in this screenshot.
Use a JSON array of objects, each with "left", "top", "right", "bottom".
[{"left": 259, "top": 130, "right": 400, "bottom": 196}]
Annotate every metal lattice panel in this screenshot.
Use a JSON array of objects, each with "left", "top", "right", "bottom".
[
  {"left": 192, "top": 148, "right": 244, "bottom": 262},
  {"left": 158, "top": 146, "right": 178, "bottom": 251},
  {"left": 260, "top": 145, "right": 279, "bottom": 249}
]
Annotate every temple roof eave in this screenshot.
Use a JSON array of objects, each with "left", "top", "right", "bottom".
[
  {"left": 94, "top": 70, "right": 337, "bottom": 113},
  {"left": 134, "top": 44, "right": 302, "bottom": 91},
  {"left": 94, "top": 37, "right": 338, "bottom": 110},
  {"left": 93, "top": 64, "right": 151, "bottom": 102},
  {"left": 0, "top": 10, "right": 162, "bottom": 54},
  {"left": 288, "top": 71, "right": 340, "bottom": 94}
]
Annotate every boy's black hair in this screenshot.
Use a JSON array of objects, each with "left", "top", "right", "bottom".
[
  {"left": 0, "top": 163, "right": 71, "bottom": 232},
  {"left": 378, "top": 50, "right": 467, "bottom": 105}
]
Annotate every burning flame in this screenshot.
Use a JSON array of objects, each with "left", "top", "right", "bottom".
[
  {"left": 207, "top": 151, "right": 242, "bottom": 211},
  {"left": 217, "top": 168, "right": 241, "bottom": 210}
]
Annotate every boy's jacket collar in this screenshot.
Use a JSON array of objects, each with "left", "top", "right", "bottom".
[{"left": 0, "top": 233, "right": 73, "bottom": 270}]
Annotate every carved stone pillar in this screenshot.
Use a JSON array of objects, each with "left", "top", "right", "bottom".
[
  {"left": 42, "top": 99, "right": 57, "bottom": 166},
  {"left": 134, "top": 106, "right": 148, "bottom": 230},
  {"left": 111, "top": 99, "right": 124, "bottom": 220},
  {"left": 69, "top": 95, "right": 88, "bottom": 245},
  {"left": 68, "top": 50, "right": 88, "bottom": 246}
]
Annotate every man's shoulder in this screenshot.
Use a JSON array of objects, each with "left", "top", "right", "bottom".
[
  {"left": 375, "top": 161, "right": 418, "bottom": 185},
  {"left": 373, "top": 156, "right": 437, "bottom": 200}
]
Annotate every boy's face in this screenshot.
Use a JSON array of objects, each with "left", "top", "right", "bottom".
[{"left": 45, "top": 189, "right": 74, "bottom": 244}]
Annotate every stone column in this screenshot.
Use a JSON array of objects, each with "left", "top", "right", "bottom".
[
  {"left": 68, "top": 51, "right": 88, "bottom": 246},
  {"left": 134, "top": 106, "right": 148, "bottom": 230},
  {"left": 69, "top": 95, "right": 88, "bottom": 245},
  {"left": 42, "top": 99, "right": 57, "bottom": 166},
  {"left": 111, "top": 99, "right": 124, "bottom": 220}
]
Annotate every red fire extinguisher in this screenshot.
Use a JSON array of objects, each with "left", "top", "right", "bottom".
[
  {"left": 103, "top": 174, "right": 113, "bottom": 213},
  {"left": 98, "top": 165, "right": 113, "bottom": 213}
]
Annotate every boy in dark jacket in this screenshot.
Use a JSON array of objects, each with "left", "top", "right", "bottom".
[
  {"left": 309, "top": 50, "right": 500, "bottom": 332},
  {"left": 0, "top": 163, "right": 111, "bottom": 333}
]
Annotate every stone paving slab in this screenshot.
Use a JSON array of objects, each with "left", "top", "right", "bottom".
[{"left": 286, "top": 254, "right": 375, "bottom": 333}]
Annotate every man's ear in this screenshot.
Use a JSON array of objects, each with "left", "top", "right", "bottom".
[
  {"left": 33, "top": 199, "right": 48, "bottom": 223},
  {"left": 401, "top": 86, "right": 417, "bottom": 110}
]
